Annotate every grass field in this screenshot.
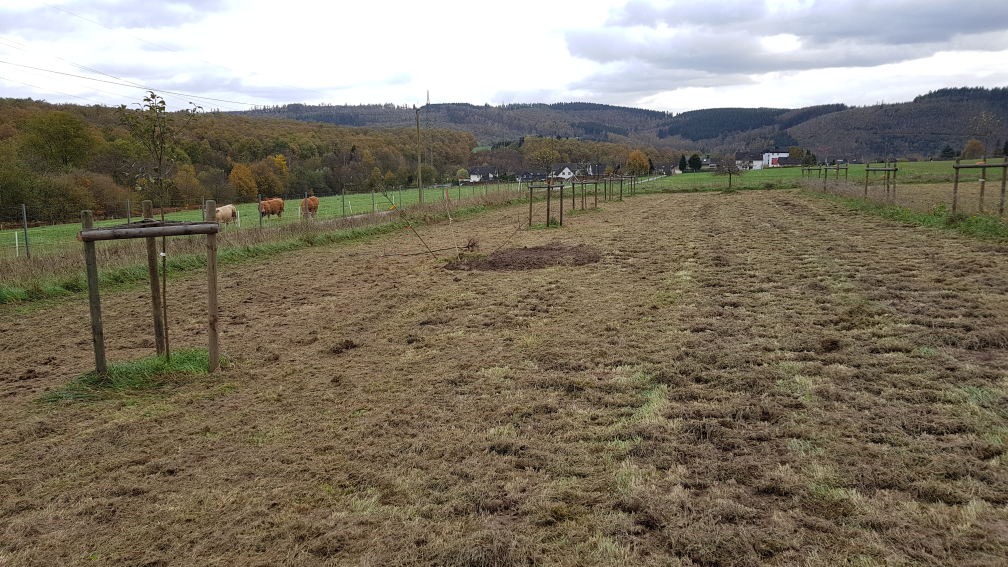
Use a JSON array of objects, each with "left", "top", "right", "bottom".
[
  {"left": 1, "top": 190, "right": 1007, "bottom": 565},
  {"left": 0, "top": 183, "right": 524, "bottom": 260},
  {"left": 3, "top": 161, "right": 996, "bottom": 260}
]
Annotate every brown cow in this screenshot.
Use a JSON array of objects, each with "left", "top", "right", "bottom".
[
  {"left": 300, "top": 196, "right": 319, "bottom": 218},
  {"left": 258, "top": 198, "right": 285, "bottom": 220},
  {"left": 215, "top": 204, "right": 237, "bottom": 227}
]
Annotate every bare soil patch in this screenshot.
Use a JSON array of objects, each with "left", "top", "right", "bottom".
[
  {"left": 2, "top": 191, "right": 1008, "bottom": 566},
  {"left": 444, "top": 243, "right": 601, "bottom": 271}
]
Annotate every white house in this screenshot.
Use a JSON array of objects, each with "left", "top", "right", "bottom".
[
  {"left": 735, "top": 151, "right": 764, "bottom": 170},
  {"left": 469, "top": 166, "right": 497, "bottom": 183},
  {"left": 762, "top": 148, "right": 791, "bottom": 168},
  {"left": 551, "top": 163, "right": 577, "bottom": 181}
]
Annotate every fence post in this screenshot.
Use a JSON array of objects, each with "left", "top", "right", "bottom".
[
  {"left": 258, "top": 194, "right": 263, "bottom": 228},
  {"left": 15, "top": 231, "right": 18, "bottom": 258},
  {"left": 559, "top": 184, "right": 563, "bottom": 227},
  {"left": 142, "top": 201, "right": 166, "bottom": 355},
  {"left": 528, "top": 183, "right": 533, "bottom": 228},
  {"left": 953, "top": 158, "right": 960, "bottom": 214},
  {"left": 127, "top": 198, "right": 131, "bottom": 225},
  {"left": 21, "top": 204, "right": 29, "bottom": 259},
  {"left": 201, "top": 196, "right": 205, "bottom": 221},
  {"left": 204, "top": 200, "right": 219, "bottom": 373},
  {"left": 980, "top": 166, "right": 987, "bottom": 213},
  {"left": 81, "top": 210, "right": 107, "bottom": 375},
  {"left": 1001, "top": 158, "right": 1007, "bottom": 216},
  {"left": 372, "top": 186, "right": 375, "bottom": 213},
  {"left": 864, "top": 166, "right": 869, "bottom": 197}
]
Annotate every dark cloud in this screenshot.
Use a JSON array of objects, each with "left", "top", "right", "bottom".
[{"left": 564, "top": 0, "right": 1008, "bottom": 96}]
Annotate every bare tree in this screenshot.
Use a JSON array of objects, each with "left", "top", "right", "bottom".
[
  {"left": 970, "top": 111, "right": 1003, "bottom": 162},
  {"left": 713, "top": 156, "right": 744, "bottom": 189}
]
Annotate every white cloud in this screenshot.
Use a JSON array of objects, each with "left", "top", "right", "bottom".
[{"left": 0, "top": 0, "right": 1005, "bottom": 113}]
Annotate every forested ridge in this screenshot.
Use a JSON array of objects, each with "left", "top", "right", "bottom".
[
  {"left": 238, "top": 88, "right": 1008, "bottom": 158},
  {"left": 0, "top": 98, "right": 681, "bottom": 223}
]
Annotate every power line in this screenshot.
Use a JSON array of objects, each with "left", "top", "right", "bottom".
[
  {"left": 0, "top": 74, "right": 105, "bottom": 105},
  {"left": 0, "top": 59, "right": 250, "bottom": 110},
  {"left": 41, "top": 1, "right": 336, "bottom": 101}
]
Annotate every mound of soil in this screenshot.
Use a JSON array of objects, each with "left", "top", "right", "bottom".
[{"left": 445, "top": 244, "right": 601, "bottom": 271}]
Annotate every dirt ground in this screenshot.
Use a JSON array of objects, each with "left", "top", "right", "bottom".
[{"left": 1, "top": 190, "right": 1007, "bottom": 566}]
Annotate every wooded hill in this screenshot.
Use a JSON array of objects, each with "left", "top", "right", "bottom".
[
  {"left": 0, "top": 97, "right": 680, "bottom": 224},
  {"left": 237, "top": 87, "right": 1008, "bottom": 159}
]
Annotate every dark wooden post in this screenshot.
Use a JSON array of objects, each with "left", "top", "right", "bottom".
[
  {"left": 892, "top": 166, "right": 897, "bottom": 200},
  {"left": 142, "top": 201, "right": 166, "bottom": 355},
  {"left": 953, "top": 158, "right": 960, "bottom": 213},
  {"left": 1000, "top": 158, "right": 1007, "bottom": 216},
  {"left": 204, "top": 200, "right": 219, "bottom": 373},
  {"left": 82, "top": 211, "right": 107, "bottom": 375},
  {"left": 559, "top": 184, "right": 564, "bottom": 227},
  {"left": 546, "top": 182, "right": 552, "bottom": 227},
  {"left": 864, "top": 166, "right": 869, "bottom": 197},
  {"left": 619, "top": 178, "right": 623, "bottom": 201},
  {"left": 594, "top": 182, "right": 598, "bottom": 208}
]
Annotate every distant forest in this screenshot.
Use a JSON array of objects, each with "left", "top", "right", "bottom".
[
  {"left": 236, "top": 87, "right": 1008, "bottom": 159},
  {"left": 0, "top": 98, "right": 682, "bottom": 223}
]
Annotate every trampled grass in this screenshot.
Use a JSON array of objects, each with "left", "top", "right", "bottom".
[
  {"left": 0, "top": 192, "right": 524, "bottom": 305},
  {"left": 2, "top": 191, "right": 1007, "bottom": 565}
]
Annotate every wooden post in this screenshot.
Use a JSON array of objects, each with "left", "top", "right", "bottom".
[
  {"left": 953, "top": 158, "right": 960, "bottom": 213},
  {"left": 204, "top": 200, "right": 219, "bottom": 373},
  {"left": 559, "top": 184, "right": 563, "bottom": 227},
  {"left": 980, "top": 165, "right": 987, "bottom": 213},
  {"left": 143, "top": 201, "right": 166, "bottom": 355},
  {"left": 864, "top": 167, "right": 869, "bottom": 198},
  {"left": 81, "top": 211, "right": 106, "bottom": 376},
  {"left": 126, "top": 198, "right": 131, "bottom": 225},
  {"left": 620, "top": 178, "right": 623, "bottom": 201},
  {"left": 594, "top": 182, "right": 598, "bottom": 208},
  {"left": 546, "top": 182, "right": 552, "bottom": 227},
  {"left": 1000, "top": 158, "right": 1007, "bottom": 216},
  {"left": 892, "top": 166, "right": 897, "bottom": 200},
  {"left": 258, "top": 194, "right": 263, "bottom": 228},
  {"left": 528, "top": 183, "right": 533, "bottom": 228}
]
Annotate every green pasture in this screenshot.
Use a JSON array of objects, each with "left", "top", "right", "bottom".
[
  {"left": 1, "top": 161, "right": 994, "bottom": 258},
  {"left": 0, "top": 183, "right": 525, "bottom": 259}
]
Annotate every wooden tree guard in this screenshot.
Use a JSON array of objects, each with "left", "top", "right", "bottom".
[
  {"left": 952, "top": 157, "right": 1008, "bottom": 214},
  {"left": 864, "top": 164, "right": 898, "bottom": 199},
  {"left": 77, "top": 200, "right": 221, "bottom": 375}
]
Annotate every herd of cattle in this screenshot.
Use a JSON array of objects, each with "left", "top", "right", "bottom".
[{"left": 212, "top": 196, "right": 320, "bottom": 228}]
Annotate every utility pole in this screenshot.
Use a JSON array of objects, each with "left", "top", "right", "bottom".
[{"left": 416, "top": 105, "right": 423, "bottom": 203}]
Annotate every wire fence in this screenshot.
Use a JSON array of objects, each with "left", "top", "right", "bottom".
[{"left": 0, "top": 181, "right": 531, "bottom": 260}]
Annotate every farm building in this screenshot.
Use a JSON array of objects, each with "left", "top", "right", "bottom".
[
  {"left": 517, "top": 170, "right": 548, "bottom": 182},
  {"left": 762, "top": 147, "right": 791, "bottom": 167},
  {"left": 468, "top": 166, "right": 498, "bottom": 183},
  {"left": 735, "top": 151, "right": 764, "bottom": 170}
]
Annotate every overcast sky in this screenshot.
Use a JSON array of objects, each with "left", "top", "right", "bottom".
[{"left": 0, "top": 0, "right": 1006, "bottom": 113}]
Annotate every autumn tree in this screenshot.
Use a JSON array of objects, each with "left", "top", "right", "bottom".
[
  {"left": 457, "top": 168, "right": 469, "bottom": 180},
  {"left": 962, "top": 139, "right": 985, "bottom": 160},
  {"left": 229, "top": 162, "right": 257, "bottom": 196},
  {"left": 626, "top": 150, "right": 649, "bottom": 176},
  {"left": 20, "top": 111, "right": 98, "bottom": 172}
]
